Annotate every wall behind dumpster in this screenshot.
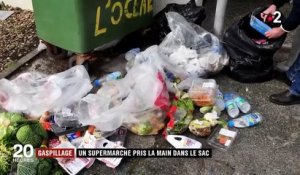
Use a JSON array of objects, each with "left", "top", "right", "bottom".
[{"left": 1, "top": 0, "right": 33, "bottom": 10}]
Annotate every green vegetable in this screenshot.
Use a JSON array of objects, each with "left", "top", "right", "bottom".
[
  {"left": 168, "top": 93, "right": 195, "bottom": 134},
  {"left": 51, "top": 167, "right": 65, "bottom": 175},
  {"left": 217, "top": 119, "right": 228, "bottom": 128},
  {"left": 137, "top": 122, "right": 153, "bottom": 135},
  {"left": 31, "top": 123, "right": 48, "bottom": 140},
  {"left": 17, "top": 152, "right": 54, "bottom": 175},
  {"left": 0, "top": 112, "right": 25, "bottom": 145},
  {"left": 17, "top": 152, "right": 39, "bottom": 175},
  {"left": 16, "top": 123, "right": 47, "bottom": 148},
  {"left": 0, "top": 142, "right": 12, "bottom": 174},
  {"left": 200, "top": 106, "right": 213, "bottom": 114},
  {"left": 212, "top": 106, "right": 221, "bottom": 116},
  {"left": 189, "top": 119, "right": 212, "bottom": 137},
  {"left": 0, "top": 112, "right": 25, "bottom": 125},
  {"left": 37, "top": 159, "right": 52, "bottom": 175}
]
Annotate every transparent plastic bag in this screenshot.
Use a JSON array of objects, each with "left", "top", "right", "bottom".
[
  {"left": 159, "top": 12, "right": 229, "bottom": 77},
  {"left": 132, "top": 45, "right": 188, "bottom": 80},
  {"left": 127, "top": 45, "right": 189, "bottom": 93},
  {"left": 78, "top": 64, "right": 169, "bottom": 132},
  {"left": 125, "top": 108, "right": 166, "bottom": 136},
  {"left": 0, "top": 65, "right": 92, "bottom": 117}
]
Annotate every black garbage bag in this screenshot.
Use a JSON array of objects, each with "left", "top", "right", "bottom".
[
  {"left": 151, "top": 0, "right": 206, "bottom": 43},
  {"left": 223, "top": 7, "right": 287, "bottom": 83}
]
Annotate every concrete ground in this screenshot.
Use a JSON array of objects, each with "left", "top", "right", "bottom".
[{"left": 7, "top": 0, "right": 300, "bottom": 174}]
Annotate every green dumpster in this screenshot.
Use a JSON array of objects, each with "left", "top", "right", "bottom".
[{"left": 32, "top": 0, "right": 153, "bottom": 53}]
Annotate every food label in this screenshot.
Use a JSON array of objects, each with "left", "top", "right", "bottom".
[
  {"left": 219, "top": 128, "right": 237, "bottom": 138},
  {"left": 59, "top": 158, "right": 89, "bottom": 175},
  {"left": 202, "top": 82, "right": 215, "bottom": 88},
  {"left": 61, "top": 107, "right": 73, "bottom": 117},
  {"left": 225, "top": 101, "right": 236, "bottom": 111},
  {"left": 96, "top": 138, "right": 125, "bottom": 168},
  {"left": 234, "top": 97, "right": 246, "bottom": 107},
  {"left": 242, "top": 113, "right": 261, "bottom": 126},
  {"left": 56, "top": 141, "right": 89, "bottom": 175},
  {"left": 224, "top": 140, "right": 232, "bottom": 147}
]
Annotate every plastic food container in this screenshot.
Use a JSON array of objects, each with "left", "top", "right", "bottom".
[
  {"left": 207, "top": 127, "right": 238, "bottom": 151},
  {"left": 188, "top": 79, "right": 217, "bottom": 106},
  {"left": 126, "top": 108, "right": 166, "bottom": 136},
  {"left": 54, "top": 113, "right": 80, "bottom": 128},
  {"left": 250, "top": 16, "right": 271, "bottom": 36}
]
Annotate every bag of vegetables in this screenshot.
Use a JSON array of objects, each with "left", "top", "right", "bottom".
[
  {"left": 79, "top": 64, "right": 170, "bottom": 133},
  {"left": 126, "top": 108, "right": 166, "bottom": 136}
]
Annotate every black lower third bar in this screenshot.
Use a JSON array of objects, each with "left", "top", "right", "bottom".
[{"left": 76, "top": 149, "right": 212, "bottom": 158}]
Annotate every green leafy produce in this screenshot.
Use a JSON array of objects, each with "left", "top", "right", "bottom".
[
  {"left": 173, "top": 93, "right": 194, "bottom": 112},
  {"left": 189, "top": 119, "right": 212, "bottom": 137},
  {"left": 31, "top": 123, "right": 48, "bottom": 140},
  {"left": 17, "top": 152, "right": 54, "bottom": 175},
  {"left": 0, "top": 113, "right": 26, "bottom": 174},
  {"left": 16, "top": 122, "right": 47, "bottom": 148},
  {"left": 0, "top": 112, "right": 25, "bottom": 145},
  {"left": 37, "top": 159, "right": 52, "bottom": 175},
  {"left": 0, "top": 142, "right": 12, "bottom": 174},
  {"left": 168, "top": 93, "right": 195, "bottom": 134},
  {"left": 51, "top": 167, "right": 65, "bottom": 175},
  {"left": 217, "top": 119, "right": 228, "bottom": 128},
  {"left": 212, "top": 106, "right": 221, "bottom": 116},
  {"left": 200, "top": 106, "right": 213, "bottom": 114},
  {"left": 0, "top": 112, "right": 25, "bottom": 125},
  {"left": 131, "top": 122, "right": 153, "bottom": 135},
  {"left": 17, "top": 153, "right": 39, "bottom": 175},
  {"left": 16, "top": 125, "right": 43, "bottom": 148}
]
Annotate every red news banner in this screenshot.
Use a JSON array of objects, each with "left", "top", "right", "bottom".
[{"left": 36, "top": 148, "right": 75, "bottom": 158}]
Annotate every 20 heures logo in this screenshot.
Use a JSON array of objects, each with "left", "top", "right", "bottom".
[{"left": 12, "top": 144, "right": 35, "bottom": 163}]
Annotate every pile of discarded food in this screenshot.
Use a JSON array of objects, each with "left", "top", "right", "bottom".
[{"left": 0, "top": 12, "right": 264, "bottom": 175}]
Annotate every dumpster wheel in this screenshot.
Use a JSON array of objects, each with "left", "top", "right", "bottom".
[
  {"left": 68, "top": 54, "right": 91, "bottom": 72},
  {"left": 43, "top": 41, "right": 68, "bottom": 59}
]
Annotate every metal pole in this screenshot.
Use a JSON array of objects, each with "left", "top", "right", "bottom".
[
  {"left": 196, "top": 0, "right": 203, "bottom": 6},
  {"left": 213, "top": 0, "right": 228, "bottom": 36}
]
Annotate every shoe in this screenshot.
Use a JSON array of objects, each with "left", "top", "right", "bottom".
[
  {"left": 269, "top": 90, "right": 300, "bottom": 105},
  {"left": 273, "top": 70, "right": 292, "bottom": 86}
]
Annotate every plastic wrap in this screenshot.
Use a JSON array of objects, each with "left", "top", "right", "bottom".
[
  {"left": 0, "top": 65, "right": 92, "bottom": 117},
  {"left": 78, "top": 64, "right": 169, "bottom": 132},
  {"left": 159, "top": 12, "right": 229, "bottom": 77}
]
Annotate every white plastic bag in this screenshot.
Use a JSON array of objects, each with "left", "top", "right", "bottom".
[
  {"left": 132, "top": 45, "right": 188, "bottom": 80},
  {"left": 78, "top": 64, "right": 169, "bottom": 132},
  {"left": 159, "top": 12, "right": 229, "bottom": 77},
  {"left": 0, "top": 65, "right": 92, "bottom": 117}
]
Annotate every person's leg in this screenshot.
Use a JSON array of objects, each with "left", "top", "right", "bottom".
[
  {"left": 270, "top": 53, "right": 300, "bottom": 105},
  {"left": 275, "top": 28, "right": 300, "bottom": 72},
  {"left": 287, "top": 52, "right": 300, "bottom": 82},
  {"left": 289, "top": 72, "right": 300, "bottom": 96}
]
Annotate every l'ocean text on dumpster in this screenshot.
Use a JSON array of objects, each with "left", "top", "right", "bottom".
[{"left": 95, "top": 0, "right": 153, "bottom": 36}]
